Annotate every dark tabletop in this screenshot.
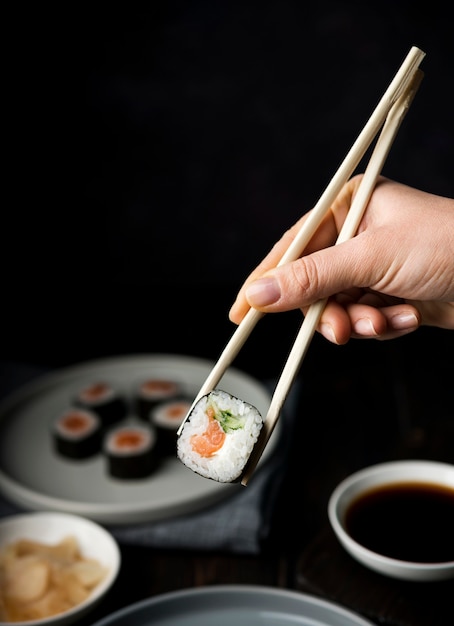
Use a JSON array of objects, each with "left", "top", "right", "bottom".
[{"left": 2, "top": 326, "right": 453, "bottom": 626}]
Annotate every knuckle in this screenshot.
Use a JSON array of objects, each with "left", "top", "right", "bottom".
[{"left": 291, "top": 256, "right": 320, "bottom": 297}]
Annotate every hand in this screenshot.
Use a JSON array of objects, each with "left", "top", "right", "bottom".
[{"left": 229, "top": 175, "right": 454, "bottom": 344}]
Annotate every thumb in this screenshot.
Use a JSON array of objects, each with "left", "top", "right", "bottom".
[{"left": 245, "top": 235, "right": 378, "bottom": 312}]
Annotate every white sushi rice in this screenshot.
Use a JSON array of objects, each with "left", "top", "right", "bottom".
[
  {"left": 137, "top": 378, "right": 181, "bottom": 400},
  {"left": 103, "top": 423, "right": 155, "bottom": 456},
  {"left": 177, "top": 389, "right": 263, "bottom": 483},
  {"left": 53, "top": 408, "right": 100, "bottom": 440},
  {"left": 76, "top": 381, "right": 116, "bottom": 405},
  {"left": 151, "top": 399, "right": 192, "bottom": 430}
]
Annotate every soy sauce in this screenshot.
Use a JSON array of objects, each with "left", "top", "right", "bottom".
[{"left": 345, "top": 481, "right": 454, "bottom": 563}]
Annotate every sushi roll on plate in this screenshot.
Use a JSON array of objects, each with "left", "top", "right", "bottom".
[
  {"left": 74, "top": 381, "right": 127, "bottom": 428},
  {"left": 52, "top": 408, "right": 102, "bottom": 459},
  {"left": 177, "top": 389, "right": 264, "bottom": 483},
  {"left": 103, "top": 422, "right": 158, "bottom": 479},
  {"left": 149, "top": 398, "right": 192, "bottom": 456},
  {"left": 135, "top": 378, "right": 182, "bottom": 421}
]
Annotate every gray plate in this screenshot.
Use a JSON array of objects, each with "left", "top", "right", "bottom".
[
  {"left": 0, "top": 354, "right": 275, "bottom": 525},
  {"left": 91, "top": 585, "right": 375, "bottom": 626}
]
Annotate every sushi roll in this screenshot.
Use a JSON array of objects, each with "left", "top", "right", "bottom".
[
  {"left": 135, "top": 378, "right": 181, "bottom": 421},
  {"left": 74, "top": 381, "right": 127, "bottom": 428},
  {"left": 103, "top": 423, "right": 158, "bottom": 479},
  {"left": 177, "top": 389, "right": 264, "bottom": 483},
  {"left": 52, "top": 408, "right": 102, "bottom": 459},
  {"left": 149, "top": 398, "right": 192, "bottom": 455}
]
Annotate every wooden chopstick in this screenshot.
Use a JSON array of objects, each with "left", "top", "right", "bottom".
[
  {"left": 177, "top": 46, "right": 425, "bottom": 440},
  {"left": 240, "top": 68, "right": 424, "bottom": 485}
]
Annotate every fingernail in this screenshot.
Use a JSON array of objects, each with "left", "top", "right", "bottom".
[
  {"left": 245, "top": 277, "right": 281, "bottom": 306},
  {"left": 390, "top": 312, "right": 419, "bottom": 330},
  {"left": 354, "top": 318, "right": 378, "bottom": 336},
  {"left": 320, "top": 323, "right": 338, "bottom": 344}
]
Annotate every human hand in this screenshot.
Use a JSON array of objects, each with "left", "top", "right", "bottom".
[{"left": 229, "top": 175, "right": 454, "bottom": 343}]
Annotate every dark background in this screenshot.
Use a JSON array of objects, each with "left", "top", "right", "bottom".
[{"left": 2, "top": 1, "right": 453, "bottom": 403}]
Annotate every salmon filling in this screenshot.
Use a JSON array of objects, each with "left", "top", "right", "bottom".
[{"left": 190, "top": 407, "right": 226, "bottom": 457}]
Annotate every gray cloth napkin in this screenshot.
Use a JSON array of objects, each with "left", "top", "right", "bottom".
[{"left": 0, "top": 362, "right": 299, "bottom": 554}]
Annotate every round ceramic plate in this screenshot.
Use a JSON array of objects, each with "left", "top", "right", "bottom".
[
  {"left": 0, "top": 354, "right": 275, "bottom": 525},
  {"left": 91, "top": 585, "right": 375, "bottom": 626}
]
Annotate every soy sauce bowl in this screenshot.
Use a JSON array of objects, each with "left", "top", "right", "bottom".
[{"left": 328, "top": 460, "right": 454, "bottom": 581}]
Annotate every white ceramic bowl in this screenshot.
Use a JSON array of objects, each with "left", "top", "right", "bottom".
[
  {"left": 0, "top": 511, "right": 121, "bottom": 625},
  {"left": 328, "top": 460, "right": 454, "bottom": 581}
]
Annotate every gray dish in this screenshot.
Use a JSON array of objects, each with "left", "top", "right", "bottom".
[
  {"left": 91, "top": 585, "right": 375, "bottom": 626},
  {"left": 0, "top": 354, "right": 275, "bottom": 525}
]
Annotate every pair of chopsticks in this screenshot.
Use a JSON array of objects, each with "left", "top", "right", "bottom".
[{"left": 178, "top": 46, "right": 425, "bottom": 485}]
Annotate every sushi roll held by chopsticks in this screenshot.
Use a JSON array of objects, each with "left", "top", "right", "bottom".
[{"left": 177, "top": 390, "right": 263, "bottom": 483}]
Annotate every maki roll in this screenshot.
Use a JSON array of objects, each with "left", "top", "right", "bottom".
[
  {"left": 103, "top": 423, "right": 158, "bottom": 479},
  {"left": 135, "top": 378, "right": 181, "bottom": 421},
  {"left": 149, "top": 398, "right": 192, "bottom": 456},
  {"left": 52, "top": 408, "right": 102, "bottom": 459},
  {"left": 74, "top": 381, "right": 127, "bottom": 428},
  {"left": 177, "top": 389, "right": 263, "bottom": 483}
]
